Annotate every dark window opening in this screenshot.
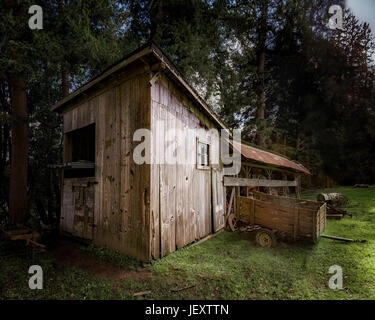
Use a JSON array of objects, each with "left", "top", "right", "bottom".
[
  {"left": 64, "top": 124, "right": 95, "bottom": 178},
  {"left": 70, "top": 124, "right": 95, "bottom": 162}
]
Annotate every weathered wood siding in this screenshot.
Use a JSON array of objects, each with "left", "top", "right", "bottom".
[
  {"left": 212, "top": 168, "right": 225, "bottom": 232},
  {"left": 150, "top": 75, "right": 224, "bottom": 259},
  {"left": 60, "top": 61, "right": 225, "bottom": 261},
  {"left": 61, "top": 177, "right": 95, "bottom": 240},
  {"left": 61, "top": 65, "right": 151, "bottom": 261}
]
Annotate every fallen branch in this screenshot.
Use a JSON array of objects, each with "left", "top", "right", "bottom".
[
  {"left": 321, "top": 234, "right": 367, "bottom": 243},
  {"left": 134, "top": 291, "right": 151, "bottom": 297},
  {"left": 10, "top": 234, "right": 32, "bottom": 241},
  {"left": 26, "top": 239, "right": 46, "bottom": 251},
  {"left": 326, "top": 214, "right": 343, "bottom": 220},
  {"left": 3, "top": 229, "right": 46, "bottom": 252},
  {"left": 171, "top": 284, "right": 195, "bottom": 292}
]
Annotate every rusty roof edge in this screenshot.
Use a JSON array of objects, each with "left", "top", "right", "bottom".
[
  {"left": 230, "top": 140, "right": 310, "bottom": 175},
  {"left": 246, "top": 160, "right": 311, "bottom": 175},
  {"left": 239, "top": 139, "right": 293, "bottom": 159}
]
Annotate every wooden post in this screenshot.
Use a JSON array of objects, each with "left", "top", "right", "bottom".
[
  {"left": 295, "top": 175, "right": 301, "bottom": 199},
  {"left": 282, "top": 173, "right": 288, "bottom": 197},
  {"left": 266, "top": 169, "right": 272, "bottom": 195},
  {"left": 250, "top": 199, "right": 255, "bottom": 224},
  {"left": 226, "top": 187, "right": 235, "bottom": 218},
  {"left": 312, "top": 212, "right": 317, "bottom": 242},
  {"left": 242, "top": 164, "right": 251, "bottom": 198},
  {"left": 236, "top": 172, "right": 240, "bottom": 197}
]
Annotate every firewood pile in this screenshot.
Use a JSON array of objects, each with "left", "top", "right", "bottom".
[
  {"left": 317, "top": 193, "right": 348, "bottom": 206},
  {"left": 239, "top": 224, "right": 262, "bottom": 233},
  {"left": 317, "top": 193, "right": 352, "bottom": 220},
  {"left": 227, "top": 214, "right": 263, "bottom": 233}
]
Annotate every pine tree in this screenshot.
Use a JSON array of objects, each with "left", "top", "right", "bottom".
[
  {"left": 0, "top": 0, "right": 127, "bottom": 227},
  {"left": 0, "top": 0, "right": 39, "bottom": 227}
]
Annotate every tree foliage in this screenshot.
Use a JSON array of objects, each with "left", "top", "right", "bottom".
[{"left": 0, "top": 0, "right": 129, "bottom": 227}]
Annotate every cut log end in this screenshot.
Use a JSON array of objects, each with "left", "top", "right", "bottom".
[{"left": 317, "top": 193, "right": 348, "bottom": 207}]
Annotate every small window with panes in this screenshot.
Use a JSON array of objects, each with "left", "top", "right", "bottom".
[{"left": 197, "top": 139, "right": 210, "bottom": 169}]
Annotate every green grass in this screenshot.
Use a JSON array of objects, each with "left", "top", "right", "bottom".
[
  {"left": 80, "top": 244, "right": 141, "bottom": 271},
  {"left": 1, "top": 187, "right": 375, "bottom": 300}
]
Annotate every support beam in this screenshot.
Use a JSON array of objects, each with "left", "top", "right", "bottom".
[
  {"left": 224, "top": 176, "right": 298, "bottom": 188},
  {"left": 226, "top": 187, "right": 235, "bottom": 218},
  {"left": 240, "top": 161, "right": 299, "bottom": 175}
]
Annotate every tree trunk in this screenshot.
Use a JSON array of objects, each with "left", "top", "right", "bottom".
[
  {"left": 9, "top": 76, "right": 29, "bottom": 227},
  {"left": 255, "top": 0, "right": 268, "bottom": 147},
  {"left": 62, "top": 63, "right": 70, "bottom": 98},
  {"left": 150, "top": 0, "right": 163, "bottom": 41}
]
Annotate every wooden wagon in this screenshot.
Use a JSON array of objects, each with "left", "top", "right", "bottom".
[{"left": 234, "top": 191, "right": 326, "bottom": 247}]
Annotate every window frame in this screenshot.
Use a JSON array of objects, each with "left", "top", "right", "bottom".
[{"left": 196, "top": 137, "right": 210, "bottom": 170}]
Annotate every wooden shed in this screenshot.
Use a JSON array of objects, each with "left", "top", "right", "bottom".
[
  {"left": 51, "top": 42, "right": 311, "bottom": 261},
  {"left": 51, "top": 42, "right": 228, "bottom": 261}
]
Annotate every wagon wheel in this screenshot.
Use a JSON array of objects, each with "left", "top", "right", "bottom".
[
  {"left": 255, "top": 228, "right": 277, "bottom": 248},
  {"left": 227, "top": 214, "right": 237, "bottom": 232}
]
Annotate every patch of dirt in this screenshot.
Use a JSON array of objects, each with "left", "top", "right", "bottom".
[{"left": 50, "top": 239, "right": 152, "bottom": 281}]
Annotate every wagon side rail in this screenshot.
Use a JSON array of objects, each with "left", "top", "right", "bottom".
[
  {"left": 236, "top": 195, "right": 325, "bottom": 242},
  {"left": 250, "top": 190, "right": 320, "bottom": 210}
]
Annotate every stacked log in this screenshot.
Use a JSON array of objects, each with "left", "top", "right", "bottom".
[
  {"left": 239, "top": 225, "right": 262, "bottom": 233},
  {"left": 317, "top": 193, "right": 348, "bottom": 207},
  {"left": 317, "top": 193, "right": 352, "bottom": 220}
]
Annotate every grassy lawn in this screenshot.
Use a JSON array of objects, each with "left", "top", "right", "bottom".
[{"left": 1, "top": 187, "right": 375, "bottom": 300}]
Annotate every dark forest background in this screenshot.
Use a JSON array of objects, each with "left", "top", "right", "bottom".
[{"left": 1, "top": 0, "right": 374, "bottom": 228}]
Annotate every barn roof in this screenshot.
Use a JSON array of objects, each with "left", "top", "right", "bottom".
[{"left": 232, "top": 141, "right": 310, "bottom": 175}]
